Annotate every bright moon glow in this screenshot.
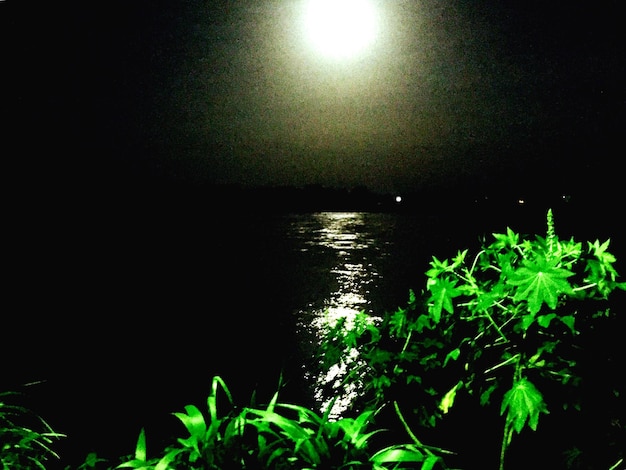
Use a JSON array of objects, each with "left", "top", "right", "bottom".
[{"left": 303, "top": 0, "right": 378, "bottom": 59}]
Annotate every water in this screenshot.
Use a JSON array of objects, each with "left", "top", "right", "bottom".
[
  {"left": 284, "top": 211, "right": 431, "bottom": 417},
  {"left": 7, "top": 201, "right": 617, "bottom": 468}
]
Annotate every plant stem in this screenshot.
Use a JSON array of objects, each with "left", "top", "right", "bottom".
[
  {"left": 394, "top": 400, "right": 425, "bottom": 449},
  {"left": 484, "top": 353, "right": 520, "bottom": 375},
  {"left": 500, "top": 421, "right": 513, "bottom": 470},
  {"left": 393, "top": 401, "right": 456, "bottom": 458}
]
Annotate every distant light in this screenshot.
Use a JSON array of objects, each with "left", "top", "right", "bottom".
[
  {"left": 395, "top": 195, "right": 402, "bottom": 203},
  {"left": 517, "top": 199, "right": 525, "bottom": 205}
]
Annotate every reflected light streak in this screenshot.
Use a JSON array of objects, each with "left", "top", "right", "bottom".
[{"left": 297, "top": 212, "right": 383, "bottom": 419}]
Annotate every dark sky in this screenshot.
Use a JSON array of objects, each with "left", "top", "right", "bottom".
[{"left": 3, "top": 0, "right": 625, "bottom": 198}]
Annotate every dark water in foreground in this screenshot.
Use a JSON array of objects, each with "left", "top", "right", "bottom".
[{"left": 4, "top": 199, "right": 624, "bottom": 468}]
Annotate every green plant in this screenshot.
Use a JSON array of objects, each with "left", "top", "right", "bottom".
[
  {"left": 71, "top": 451, "right": 110, "bottom": 470},
  {"left": 112, "top": 375, "right": 451, "bottom": 469},
  {"left": 242, "top": 396, "right": 452, "bottom": 469},
  {"left": 0, "top": 389, "right": 65, "bottom": 470},
  {"left": 314, "top": 209, "right": 625, "bottom": 469}
]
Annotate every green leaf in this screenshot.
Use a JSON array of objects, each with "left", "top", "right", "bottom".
[
  {"left": 367, "top": 348, "right": 394, "bottom": 366},
  {"left": 425, "top": 256, "right": 451, "bottom": 278},
  {"left": 521, "top": 313, "right": 535, "bottom": 331},
  {"left": 559, "top": 315, "right": 576, "bottom": 334},
  {"left": 427, "top": 277, "right": 462, "bottom": 322},
  {"left": 480, "top": 383, "right": 498, "bottom": 406},
  {"left": 439, "top": 381, "right": 462, "bottom": 414},
  {"left": 509, "top": 257, "right": 575, "bottom": 314},
  {"left": 389, "top": 308, "right": 408, "bottom": 336},
  {"left": 172, "top": 405, "right": 207, "bottom": 439},
  {"left": 490, "top": 227, "right": 520, "bottom": 249},
  {"left": 475, "top": 289, "right": 502, "bottom": 313},
  {"left": 451, "top": 249, "right": 468, "bottom": 268},
  {"left": 134, "top": 428, "right": 147, "bottom": 462},
  {"left": 589, "top": 239, "right": 616, "bottom": 266},
  {"left": 443, "top": 348, "right": 460, "bottom": 367},
  {"left": 536, "top": 313, "right": 556, "bottom": 328},
  {"left": 155, "top": 449, "right": 184, "bottom": 470},
  {"left": 500, "top": 378, "right": 549, "bottom": 433},
  {"left": 585, "top": 239, "right": 622, "bottom": 295},
  {"left": 413, "top": 313, "right": 433, "bottom": 333},
  {"left": 371, "top": 444, "right": 425, "bottom": 466}
]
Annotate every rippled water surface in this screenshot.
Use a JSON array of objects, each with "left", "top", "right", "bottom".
[{"left": 285, "top": 212, "right": 420, "bottom": 416}]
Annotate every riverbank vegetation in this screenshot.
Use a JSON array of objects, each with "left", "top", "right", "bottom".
[
  {"left": 2, "top": 209, "right": 624, "bottom": 469},
  {"left": 311, "top": 208, "right": 625, "bottom": 469}
]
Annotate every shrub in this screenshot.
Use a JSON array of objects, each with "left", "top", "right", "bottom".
[{"left": 314, "top": 209, "right": 625, "bottom": 470}]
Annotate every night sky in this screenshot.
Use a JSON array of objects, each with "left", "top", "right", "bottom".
[{"left": 3, "top": 0, "right": 624, "bottom": 200}]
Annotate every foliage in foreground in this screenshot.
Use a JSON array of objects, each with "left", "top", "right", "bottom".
[
  {"left": 74, "top": 375, "right": 449, "bottom": 470},
  {"left": 0, "top": 389, "right": 65, "bottom": 470},
  {"left": 314, "top": 208, "right": 625, "bottom": 470}
]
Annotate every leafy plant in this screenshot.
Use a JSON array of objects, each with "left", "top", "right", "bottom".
[
  {"left": 242, "top": 396, "right": 452, "bottom": 470},
  {"left": 314, "top": 209, "right": 625, "bottom": 469},
  {"left": 72, "top": 451, "right": 110, "bottom": 470},
  {"left": 111, "top": 375, "right": 451, "bottom": 469},
  {"left": 0, "top": 389, "right": 65, "bottom": 470}
]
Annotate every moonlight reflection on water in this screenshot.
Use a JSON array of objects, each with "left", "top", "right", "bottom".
[{"left": 293, "top": 212, "right": 386, "bottom": 418}]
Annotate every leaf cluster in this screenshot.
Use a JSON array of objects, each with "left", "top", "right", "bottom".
[
  {"left": 0, "top": 390, "right": 65, "bottom": 470},
  {"left": 84, "top": 376, "right": 450, "bottom": 470},
  {"left": 312, "top": 209, "right": 626, "bottom": 468}
]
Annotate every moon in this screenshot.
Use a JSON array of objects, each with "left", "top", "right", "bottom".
[{"left": 303, "top": 0, "right": 379, "bottom": 60}]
